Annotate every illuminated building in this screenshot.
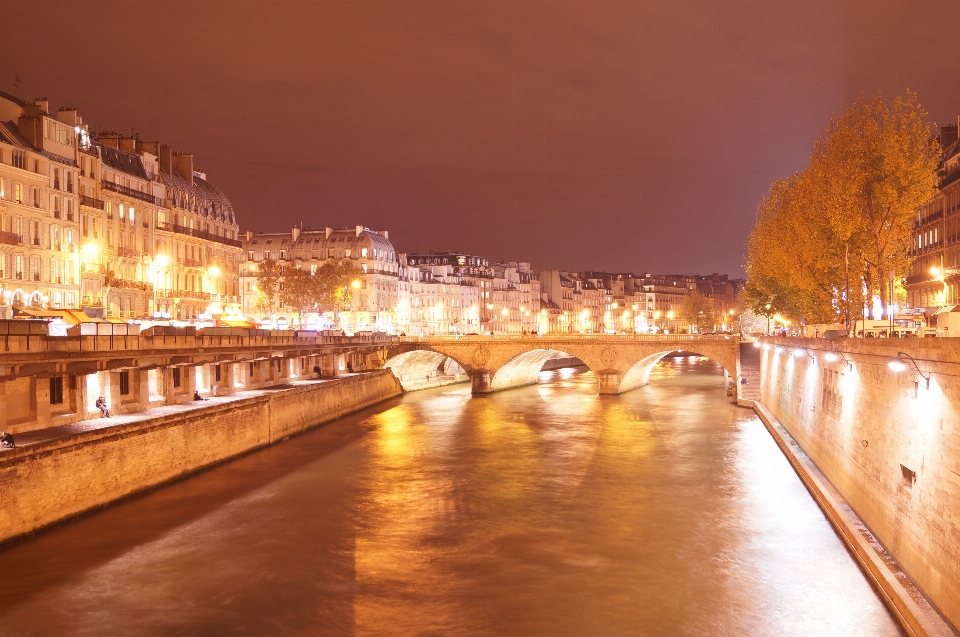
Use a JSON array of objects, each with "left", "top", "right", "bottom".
[
  {"left": 906, "top": 122, "right": 960, "bottom": 313},
  {"left": 0, "top": 91, "right": 241, "bottom": 321},
  {"left": 241, "top": 226, "right": 399, "bottom": 331}
]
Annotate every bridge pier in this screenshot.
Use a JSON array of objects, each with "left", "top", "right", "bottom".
[
  {"left": 470, "top": 370, "right": 493, "bottom": 394},
  {"left": 596, "top": 371, "right": 622, "bottom": 395}
]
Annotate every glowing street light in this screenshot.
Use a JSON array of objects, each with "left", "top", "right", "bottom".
[{"left": 208, "top": 265, "right": 221, "bottom": 277}]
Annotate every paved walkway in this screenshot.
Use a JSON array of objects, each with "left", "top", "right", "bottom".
[{"left": 1, "top": 374, "right": 365, "bottom": 452}]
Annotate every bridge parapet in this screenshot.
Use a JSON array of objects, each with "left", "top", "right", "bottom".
[{"left": 387, "top": 334, "right": 741, "bottom": 395}]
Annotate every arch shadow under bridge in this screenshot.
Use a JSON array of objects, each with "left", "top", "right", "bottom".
[{"left": 383, "top": 335, "right": 740, "bottom": 396}]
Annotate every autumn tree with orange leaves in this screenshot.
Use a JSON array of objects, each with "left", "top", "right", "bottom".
[{"left": 745, "top": 92, "right": 940, "bottom": 330}]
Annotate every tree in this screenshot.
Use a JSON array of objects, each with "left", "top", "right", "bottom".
[
  {"left": 315, "top": 260, "right": 357, "bottom": 316},
  {"left": 280, "top": 267, "right": 320, "bottom": 326},
  {"left": 744, "top": 92, "right": 939, "bottom": 328},
  {"left": 679, "top": 290, "right": 716, "bottom": 333},
  {"left": 254, "top": 259, "right": 281, "bottom": 316}
]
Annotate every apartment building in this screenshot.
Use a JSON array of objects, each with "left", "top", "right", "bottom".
[
  {"left": 0, "top": 92, "right": 241, "bottom": 322},
  {"left": 906, "top": 122, "right": 960, "bottom": 312},
  {"left": 241, "top": 226, "right": 399, "bottom": 331}
]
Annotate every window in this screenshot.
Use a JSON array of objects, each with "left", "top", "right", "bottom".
[
  {"left": 215, "top": 365, "right": 222, "bottom": 382},
  {"left": 172, "top": 367, "right": 181, "bottom": 388},
  {"left": 13, "top": 183, "right": 23, "bottom": 204},
  {"left": 49, "top": 377, "right": 64, "bottom": 405},
  {"left": 249, "top": 362, "right": 255, "bottom": 377},
  {"left": 12, "top": 150, "right": 25, "bottom": 169},
  {"left": 361, "top": 247, "right": 368, "bottom": 258},
  {"left": 119, "top": 371, "right": 130, "bottom": 395}
]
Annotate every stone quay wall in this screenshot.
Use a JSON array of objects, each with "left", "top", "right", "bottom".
[
  {"left": 758, "top": 337, "right": 960, "bottom": 631},
  {"left": 0, "top": 371, "right": 403, "bottom": 544}
]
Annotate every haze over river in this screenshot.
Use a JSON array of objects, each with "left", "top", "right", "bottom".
[{"left": 0, "top": 359, "right": 901, "bottom": 636}]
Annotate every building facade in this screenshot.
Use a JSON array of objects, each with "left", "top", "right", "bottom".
[
  {"left": 241, "top": 226, "right": 399, "bottom": 331},
  {"left": 0, "top": 92, "right": 241, "bottom": 322}
]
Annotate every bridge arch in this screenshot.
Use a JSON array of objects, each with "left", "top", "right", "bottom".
[
  {"left": 490, "top": 348, "right": 593, "bottom": 392},
  {"left": 384, "top": 349, "right": 469, "bottom": 390}
]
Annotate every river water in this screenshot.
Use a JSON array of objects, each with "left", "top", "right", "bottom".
[{"left": 0, "top": 358, "right": 902, "bottom": 636}]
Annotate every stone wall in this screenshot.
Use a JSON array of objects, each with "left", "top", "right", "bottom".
[
  {"left": 0, "top": 371, "right": 403, "bottom": 545},
  {"left": 758, "top": 337, "right": 960, "bottom": 630}
]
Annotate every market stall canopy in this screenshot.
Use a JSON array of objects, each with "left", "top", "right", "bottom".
[{"left": 13, "top": 307, "right": 102, "bottom": 325}]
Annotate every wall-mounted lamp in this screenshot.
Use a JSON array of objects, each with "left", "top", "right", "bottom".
[
  {"left": 774, "top": 345, "right": 784, "bottom": 353},
  {"left": 753, "top": 341, "right": 761, "bottom": 348},
  {"left": 792, "top": 347, "right": 815, "bottom": 362},
  {"left": 824, "top": 350, "right": 852, "bottom": 371},
  {"left": 893, "top": 352, "right": 930, "bottom": 389}
]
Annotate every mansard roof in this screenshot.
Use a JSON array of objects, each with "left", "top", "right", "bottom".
[
  {"left": 160, "top": 169, "right": 236, "bottom": 225},
  {"left": 0, "top": 121, "right": 31, "bottom": 148},
  {"left": 95, "top": 142, "right": 148, "bottom": 179}
]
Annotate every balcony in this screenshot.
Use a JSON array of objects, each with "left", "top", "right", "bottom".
[
  {"left": 154, "top": 289, "right": 211, "bottom": 300},
  {"left": 0, "top": 231, "right": 19, "bottom": 246},
  {"left": 80, "top": 194, "right": 105, "bottom": 210},
  {"left": 105, "top": 277, "right": 153, "bottom": 293},
  {"left": 171, "top": 223, "right": 242, "bottom": 248},
  {"left": 101, "top": 180, "right": 162, "bottom": 206},
  {"left": 183, "top": 257, "right": 202, "bottom": 268},
  {"left": 117, "top": 247, "right": 141, "bottom": 258}
]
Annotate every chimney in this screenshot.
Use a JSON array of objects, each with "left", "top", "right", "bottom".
[
  {"left": 246, "top": 230, "right": 253, "bottom": 241},
  {"left": 98, "top": 131, "right": 120, "bottom": 148},
  {"left": 159, "top": 145, "right": 172, "bottom": 174},
  {"left": 381, "top": 230, "right": 389, "bottom": 240},
  {"left": 33, "top": 98, "right": 49, "bottom": 114},
  {"left": 17, "top": 104, "right": 43, "bottom": 149},
  {"left": 57, "top": 107, "right": 81, "bottom": 127},
  {"left": 292, "top": 227, "right": 301, "bottom": 241},
  {"left": 118, "top": 137, "right": 136, "bottom": 153},
  {"left": 172, "top": 151, "right": 194, "bottom": 184},
  {"left": 325, "top": 227, "right": 333, "bottom": 239},
  {"left": 137, "top": 140, "right": 160, "bottom": 156},
  {"left": 941, "top": 124, "right": 958, "bottom": 147},
  {"left": 356, "top": 225, "right": 364, "bottom": 238}
]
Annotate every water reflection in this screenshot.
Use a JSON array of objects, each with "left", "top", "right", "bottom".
[{"left": 0, "top": 359, "right": 902, "bottom": 636}]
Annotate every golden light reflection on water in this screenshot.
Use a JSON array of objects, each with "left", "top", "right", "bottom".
[{"left": 0, "top": 358, "right": 904, "bottom": 637}]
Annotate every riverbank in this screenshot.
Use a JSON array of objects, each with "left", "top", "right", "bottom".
[{"left": 0, "top": 370, "right": 403, "bottom": 545}]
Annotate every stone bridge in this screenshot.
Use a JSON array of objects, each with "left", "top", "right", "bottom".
[{"left": 384, "top": 334, "right": 741, "bottom": 395}]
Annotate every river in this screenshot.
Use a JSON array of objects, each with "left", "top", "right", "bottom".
[{"left": 0, "top": 358, "right": 902, "bottom": 636}]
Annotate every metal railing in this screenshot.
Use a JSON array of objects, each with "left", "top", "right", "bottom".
[
  {"left": 170, "top": 223, "right": 242, "bottom": 248},
  {"left": 0, "top": 231, "right": 19, "bottom": 246},
  {"left": 101, "top": 180, "right": 162, "bottom": 206}
]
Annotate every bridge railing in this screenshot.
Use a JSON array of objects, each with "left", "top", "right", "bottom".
[{"left": 405, "top": 333, "right": 738, "bottom": 343}]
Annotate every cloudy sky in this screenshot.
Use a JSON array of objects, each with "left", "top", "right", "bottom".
[{"left": 7, "top": 1, "right": 960, "bottom": 275}]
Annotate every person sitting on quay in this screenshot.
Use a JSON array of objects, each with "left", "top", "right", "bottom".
[
  {"left": 194, "top": 390, "right": 208, "bottom": 402},
  {"left": 346, "top": 361, "right": 354, "bottom": 373},
  {"left": 313, "top": 365, "right": 323, "bottom": 379},
  {"left": 95, "top": 396, "right": 111, "bottom": 418},
  {"left": 1, "top": 430, "right": 15, "bottom": 449}
]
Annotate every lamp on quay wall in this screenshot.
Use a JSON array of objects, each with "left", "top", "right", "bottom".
[
  {"left": 824, "top": 350, "right": 852, "bottom": 371},
  {"left": 890, "top": 352, "right": 930, "bottom": 389},
  {"left": 792, "top": 347, "right": 815, "bottom": 362}
]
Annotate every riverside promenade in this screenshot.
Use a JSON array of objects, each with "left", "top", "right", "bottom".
[{"left": 0, "top": 370, "right": 404, "bottom": 545}]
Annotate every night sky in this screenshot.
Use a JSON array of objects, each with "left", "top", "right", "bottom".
[{"left": 7, "top": 1, "right": 960, "bottom": 275}]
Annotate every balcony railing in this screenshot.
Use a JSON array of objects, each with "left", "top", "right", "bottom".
[
  {"left": 101, "top": 180, "right": 162, "bottom": 206},
  {"left": 154, "top": 289, "right": 211, "bottom": 300},
  {"left": 105, "top": 277, "right": 153, "bottom": 292},
  {"left": 183, "top": 257, "right": 202, "bottom": 268},
  {"left": 171, "top": 223, "right": 242, "bottom": 248},
  {"left": 80, "top": 194, "right": 105, "bottom": 210},
  {"left": 117, "top": 247, "right": 141, "bottom": 258},
  {"left": 0, "top": 231, "right": 19, "bottom": 246}
]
